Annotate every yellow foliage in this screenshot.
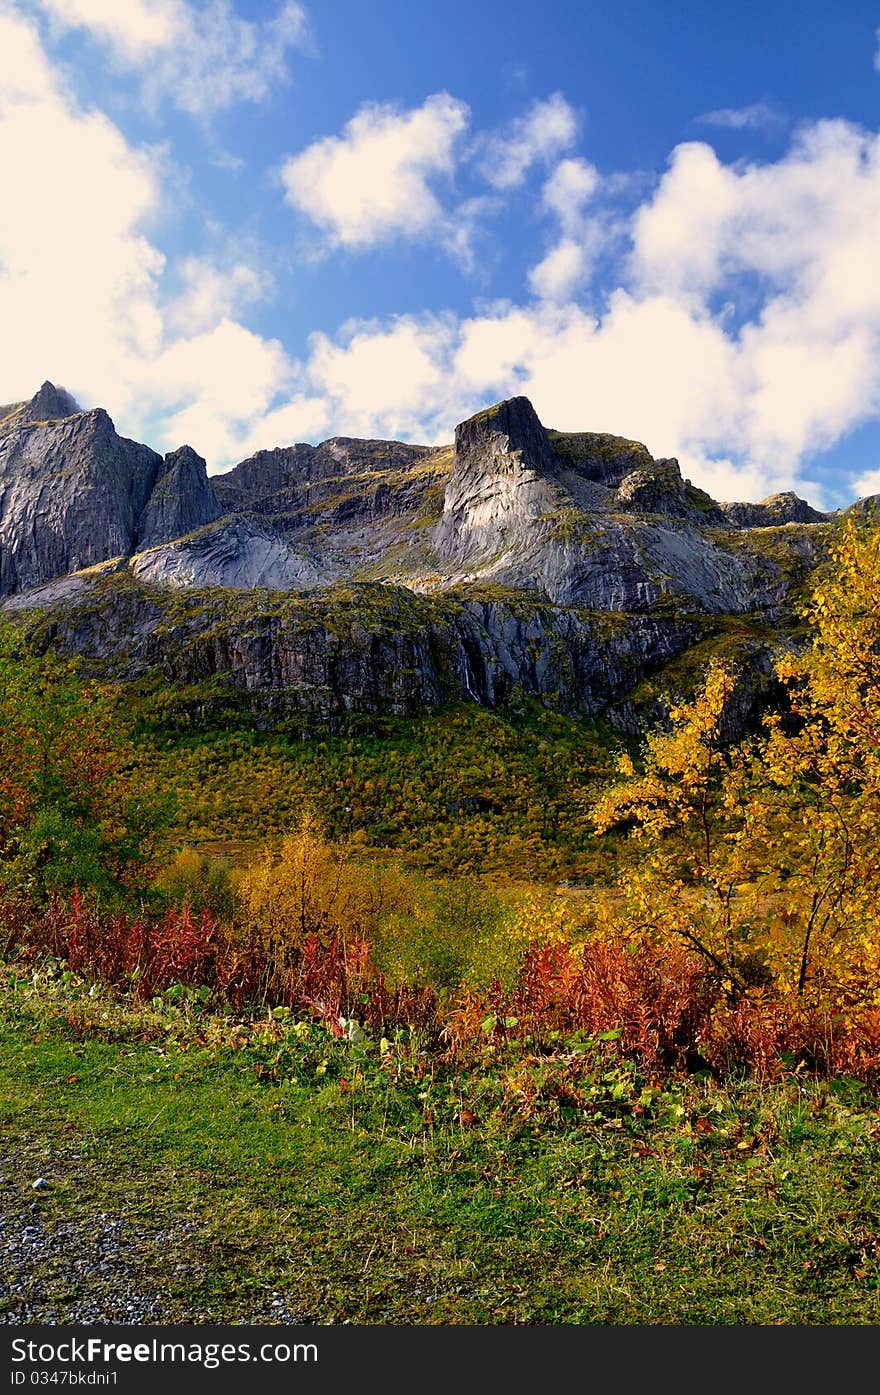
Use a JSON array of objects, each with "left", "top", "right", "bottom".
[
  {"left": 235, "top": 816, "right": 525, "bottom": 997},
  {"left": 592, "top": 520, "right": 880, "bottom": 1008},
  {"left": 152, "top": 845, "right": 234, "bottom": 919},
  {"left": 237, "top": 813, "right": 388, "bottom": 960},
  {"left": 594, "top": 662, "right": 738, "bottom": 865},
  {"left": 507, "top": 887, "right": 592, "bottom": 951}
]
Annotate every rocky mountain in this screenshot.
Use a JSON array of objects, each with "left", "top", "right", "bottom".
[
  {"left": 0, "top": 384, "right": 221, "bottom": 596},
  {"left": 136, "top": 445, "right": 222, "bottom": 551},
  {"left": 0, "top": 380, "right": 868, "bottom": 733}
]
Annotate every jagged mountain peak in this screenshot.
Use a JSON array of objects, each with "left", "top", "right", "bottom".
[
  {"left": 0, "top": 382, "right": 847, "bottom": 737},
  {"left": 839, "top": 493, "right": 880, "bottom": 519},
  {"left": 136, "top": 444, "right": 221, "bottom": 552},
  {"left": 720, "top": 491, "right": 828, "bottom": 528},
  {"left": 0, "top": 381, "right": 843, "bottom": 619},
  {"left": 318, "top": 434, "right": 431, "bottom": 455},
  {"left": 27, "top": 380, "right": 82, "bottom": 423},
  {"left": 546, "top": 428, "right": 654, "bottom": 482},
  {"left": 164, "top": 443, "right": 205, "bottom": 468},
  {"left": 452, "top": 396, "right": 714, "bottom": 516},
  {"left": 0, "top": 394, "right": 224, "bottom": 596},
  {"left": 0, "top": 380, "right": 82, "bottom": 436},
  {"left": 454, "top": 396, "right": 557, "bottom": 477}
]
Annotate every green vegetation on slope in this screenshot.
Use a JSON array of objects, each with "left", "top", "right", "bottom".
[
  {"left": 130, "top": 701, "right": 621, "bottom": 881},
  {"left": 546, "top": 428, "right": 652, "bottom": 474}
]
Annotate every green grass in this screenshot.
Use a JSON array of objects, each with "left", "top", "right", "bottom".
[{"left": 3, "top": 964, "right": 880, "bottom": 1324}]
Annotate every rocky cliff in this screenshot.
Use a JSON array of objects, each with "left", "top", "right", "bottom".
[
  {"left": 16, "top": 571, "right": 707, "bottom": 733},
  {"left": 0, "top": 385, "right": 223, "bottom": 596},
  {"left": 433, "top": 396, "right": 792, "bottom": 612},
  {"left": 136, "top": 445, "right": 222, "bottom": 550},
  {"left": 0, "top": 381, "right": 862, "bottom": 732},
  {"left": 0, "top": 380, "right": 82, "bottom": 432}
]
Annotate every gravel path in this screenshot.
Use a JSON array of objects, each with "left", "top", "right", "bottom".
[
  {"left": 1, "top": 1209, "right": 205, "bottom": 1324},
  {"left": 0, "top": 1148, "right": 313, "bottom": 1325}
]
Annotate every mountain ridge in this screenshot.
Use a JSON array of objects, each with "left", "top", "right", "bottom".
[{"left": 0, "top": 380, "right": 873, "bottom": 734}]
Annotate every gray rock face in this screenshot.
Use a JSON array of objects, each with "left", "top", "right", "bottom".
[
  {"left": 839, "top": 494, "right": 880, "bottom": 521},
  {"left": 0, "top": 390, "right": 226, "bottom": 597},
  {"left": 0, "top": 381, "right": 830, "bottom": 619},
  {"left": 435, "top": 397, "right": 561, "bottom": 565},
  {"left": 136, "top": 445, "right": 222, "bottom": 550},
  {"left": 546, "top": 428, "right": 655, "bottom": 487},
  {"left": 18, "top": 572, "right": 703, "bottom": 729},
  {"left": 432, "top": 397, "right": 783, "bottom": 614},
  {"left": 612, "top": 458, "right": 724, "bottom": 522},
  {"left": 21, "top": 380, "right": 82, "bottom": 425},
  {"left": 0, "top": 394, "right": 164, "bottom": 595},
  {"left": 0, "top": 381, "right": 81, "bottom": 437},
  {"left": 213, "top": 436, "right": 431, "bottom": 526},
  {"left": 131, "top": 517, "right": 325, "bottom": 591},
  {"left": 605, "top": 637, "right": 784, "bottom": 741},
  {"left": 721, "top": 492, "right": 828, "bottom": 528},
  {"left": 0, "top": 380, "right": 845, "bottom": 731}
]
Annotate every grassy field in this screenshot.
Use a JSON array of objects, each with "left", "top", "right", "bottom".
[{"left": 3, "top": 963, "right": 880, "bottom": 1325}]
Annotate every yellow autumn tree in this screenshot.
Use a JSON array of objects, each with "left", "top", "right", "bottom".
[
  {"left": 761, "top": 515, "right": 880, "bottom": 1003},
  {"left": 237, "top": 814, "right": 386, "bottom": 965},
  {"left": 592, "top": 662, "right": 767, "bottom": 998},
  {"left": 593, "top": 515, "right": 880, "bottom": 1008},
  {"left": 236, "top": 812, "right": 454, "bottom": 1001}
]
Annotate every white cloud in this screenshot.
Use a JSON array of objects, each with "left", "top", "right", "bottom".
[
  {"left": 632, "top": 123, "right": 880, "bottom": 315},
  {"left": 307, "top": 316, "right": 458, "bottom": 441},
  {"left": 278, "top": 93, "right": 583, "bottom": 266},
  {"left": 0, "top": 7, "right": 165, "bottom": 395},
  {"left": 528, "top": 157, "right": 601, "bottom": 302},
  {"left": 280, "top": 93, "right": 470, "bottom": 252},
  {"left": 291, "top": 298, "right": 727, "bottom": 462},
  {"left": 630, "top": 141, "right": 739, "bottom": 302},
  {"left": 0, "top": 6, "right": 298, "bottom": 467},
  {"left": 165, "top": 255, "right": 273, "bottom": 335},
  {"left": 476, "top": 93, "right": 578, "bottom": 190},
  {"left": 529, "top": 238, "right": 590, "bottom": 302},
  {"left": 31, "top": 0, "right": 311, "bottom": 116},
  {"left": 134, "top": 318, "right": 329, "bottom": 463},
  {"left": 235, "top": 395, "right": 330, "bottom": 458},
  {"left": 541, "top": 157, "right": 599, "bottom": 231},
  {"left": 440, "top": 195, "right": 500, "bottom": 273},
  {"left": 35, "top": 0, "right": 174, "bottom": 57},
  {"left": 0, "top": 0, "right": 60, "bottom": 100},
  {"left": 852, "top": 467, "right": 880, "bottom": 499},
  {"left": 291, "top": 296, "right": 804, "bottom": 504},
  {"left": 696, "top": 102, "right": 785, "bottom": 132},
  {"left": 210, "top": 149, "right": 245, "bottom": 174},
  {"left": 5, "top": 9, "right": 880, "bottom": 507},
  {"left": 290, "top": 119, "right": 880, "bottom": 508},
  {"left": 630, "top": 121, "right": 880, "bottom": 472},
  {"left": 138, "top": 320, "right": 296, "bottom": 458}
]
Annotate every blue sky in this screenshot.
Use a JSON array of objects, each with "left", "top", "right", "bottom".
[{"left": 2, "top": 0, "right": 880, "bottom": 508}]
